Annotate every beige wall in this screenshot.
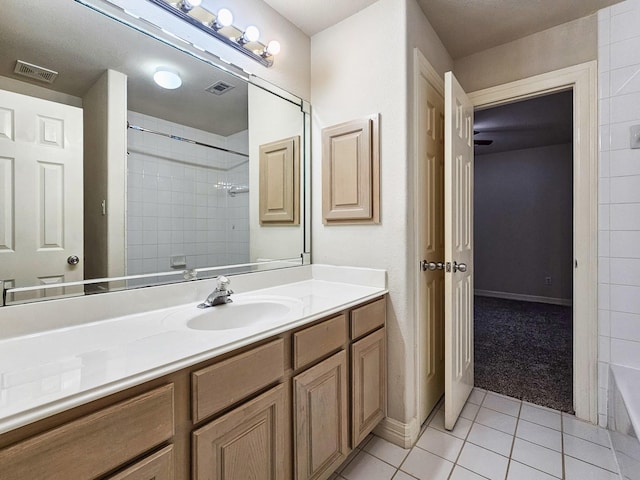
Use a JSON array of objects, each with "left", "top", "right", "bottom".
[
  {"left": 0, "top": 75, "right": 82, "bottom": 107},
  {"left": 248, "top": 84, "right": 304, "bottom": 262},
  {"left": 311, "top": 0, "right": 453, "bottom": 440},
  {"left": 406, "top": 0, "right": 454, "bottom": 78},
  {"left": 83, "top": 70, "right": 127, "bottom": 280},
  {"left": 454, "top": 15, "right": 597, "bottom": 92},
  {"left": 311, "top": 0, "right": 410, "bottom": 425}
]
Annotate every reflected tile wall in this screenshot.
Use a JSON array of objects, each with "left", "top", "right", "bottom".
[
  {"left": 598, "top": 0, "right": 640, "bottom": 427},
  {"left": 126, "top": 111, "right": 249, "bottom": 276}
]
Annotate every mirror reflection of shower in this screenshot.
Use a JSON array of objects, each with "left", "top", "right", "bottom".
[{"left": 126, "top": 110, "right": 250, "bottom": 280}]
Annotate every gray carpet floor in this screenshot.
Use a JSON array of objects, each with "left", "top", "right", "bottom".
[{"left": 474, "top": 295, "right": 574, "bottom": 413}]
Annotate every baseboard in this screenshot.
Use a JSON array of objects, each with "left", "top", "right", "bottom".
[
  {"left": 475, "top": 289, "right": 572, "bottom": 307},
  {"left": 373, "top": 416, "right": 420, "bottom": 449}
]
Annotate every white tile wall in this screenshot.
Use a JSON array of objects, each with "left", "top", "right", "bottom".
[
  {"left": 126, "top": 111, "right": 249, "bottom": 276},
  {"left": 598, "top": 0, "right": 640, "bottom": 426}
]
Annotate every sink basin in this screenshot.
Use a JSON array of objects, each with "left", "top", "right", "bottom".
[{"left": 185, "top": 297, "right": 293, "bottom": 331}]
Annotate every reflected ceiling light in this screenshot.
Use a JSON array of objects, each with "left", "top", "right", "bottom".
[
  {"left": 178, "top": 0, "right": 201, "bottom": 12},
  {"left": 147, "top": 0, "right": 280, "bottom": 67},
  {"left": 153, "top": 67, "right": 182, "bottom": 89}
]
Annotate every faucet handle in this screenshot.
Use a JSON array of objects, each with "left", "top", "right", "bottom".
[{"left": 216, "top": 275, "right": 230, "bottom": 291}]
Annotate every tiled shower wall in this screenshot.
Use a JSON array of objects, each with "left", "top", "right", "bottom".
[
  {"left": 126, "top": 111, "right": 249, "bottom": 276},
  {"left": 598, "top": 0, "right": 640, "bottom": 426}
]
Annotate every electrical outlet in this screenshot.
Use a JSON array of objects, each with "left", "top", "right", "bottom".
[{"left": 545, "top": 276, "right": 552, "bottom": 286}]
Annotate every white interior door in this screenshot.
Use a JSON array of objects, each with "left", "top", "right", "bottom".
[
  {"left": 444, "top": 71, "right": 474, "bottom": 430},
  {"left": 0, "top": 89, "right": 83, "bottom": 300},
  {"left": 417, "top": 58, "right": 446, "bottom": 423}
]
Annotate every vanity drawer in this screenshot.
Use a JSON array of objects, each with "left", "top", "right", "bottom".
[
  {"left": 0, "top": 384, "right": 174, "bottom": 480},
  {"left": 106, "top": 445, "right": 174, "bottom": 480},
  {"left": 293, "top": 313, "right": 347, "bottom": 370},
  {"left": 192, "top": 338, "right": 285, "bottom": 423},
  {"left": 351, "top": 297, "right": 386, "bottom": 340}
]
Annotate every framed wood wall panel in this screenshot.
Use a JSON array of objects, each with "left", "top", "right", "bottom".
[
  {"left": 259, "top": 136, "right": 300, "bottom": 225},
  {"left": 322, "top": 114, "right": 380, "bottom": 224}
]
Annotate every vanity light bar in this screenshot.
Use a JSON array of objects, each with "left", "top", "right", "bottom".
[{"left": 147, "top": 0, "right": 278, "bottom": 67}]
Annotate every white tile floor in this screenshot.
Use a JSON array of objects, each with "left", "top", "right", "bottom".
[{"left": 331, "top": 388, "right": 620, "bottom": 480}]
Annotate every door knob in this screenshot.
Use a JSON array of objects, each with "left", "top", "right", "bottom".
[
  {"left": 453, "top": 261, "right": 467, "bottom": 273},
  {"left": 67, "top": 255, "right": 80, "bottom": 265},
  {"left": 421, "top": 260, "right": 444, "bottom": 271}
]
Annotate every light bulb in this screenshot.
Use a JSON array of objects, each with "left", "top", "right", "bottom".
[
  {"left": 243, "top": 25, "right": 260, "bottom": 43},
  {"left": 266, "top": 40, "right": 281, "bottom": 56},
  {"left": 153, "top": 68, "right": 182, "bottom": 89},
  {"left": 179, "top": 0, "right": 201, "bottom": 12},
  {"left": 215, "top": 8, "right": 233, "bottom": 28}
]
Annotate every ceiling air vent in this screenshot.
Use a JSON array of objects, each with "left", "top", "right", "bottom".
[
  {"left": 205, "top": 81, "right": 235, "bottom": 95},
  {"left": 14, "top": 60, "right": 58, "bottom": 84}
]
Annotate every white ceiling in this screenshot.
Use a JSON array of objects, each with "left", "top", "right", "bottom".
[
  {"left": 262, "top": 0, "right": 379, "bottom": 36},
  {"left": 474, "top": 90, "right": 573, "bottom": 156},
  {"left": 265, "top": 0, "right": 622, "bottom": 59},
  {"left": 0, "top": 0, "right": 249, "bottom": 136},
  {"left": 417, "top": 0, "right": 622, "bottom": 58}
]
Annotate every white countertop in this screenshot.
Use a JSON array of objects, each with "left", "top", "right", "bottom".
[{"left": 0, "top": 265, "right": 386, "bottom": 435}]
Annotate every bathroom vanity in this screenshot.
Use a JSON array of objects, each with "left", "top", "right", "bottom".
[{"left": 0, "top": 266, "right": 387, "bottom": 480}]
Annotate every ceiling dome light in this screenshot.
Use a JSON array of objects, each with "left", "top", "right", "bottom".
[
  {"left": 153, "top": 68, "right": 182, "bottom": 89},
  {"left": 214, "top": 8, "right": 233, "bottom": 29}
]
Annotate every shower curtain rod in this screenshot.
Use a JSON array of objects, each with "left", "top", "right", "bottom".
[{"left": 127, "top": 122, "right": 249, "bottom": 158}]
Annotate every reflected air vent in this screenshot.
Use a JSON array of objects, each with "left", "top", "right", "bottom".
[
  {"left": 205, "top": 81, "right": 235, "bottom": 95},
  {"left": 14, "top": 60, "right": 58, "bottom": 84}
]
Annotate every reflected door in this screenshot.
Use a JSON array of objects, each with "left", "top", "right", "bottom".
[
  {"left": 444, "top": 72, "right": 474, "bottom": 430},
  {"left": 0, "top": 89, "right": 83, "bottom": 298}
]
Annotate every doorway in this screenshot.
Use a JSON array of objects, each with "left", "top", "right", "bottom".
[
  {"left": 473, "top": 91, "right": 574, "bottom": 412},
  {"left": 415, "top": 50, "right": 598, "bottom": 429}
]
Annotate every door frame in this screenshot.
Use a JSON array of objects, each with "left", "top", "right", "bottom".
[
  {"left": 414, "top": 49, "right": 446, "bottom": 425},
  {"left": 414, "top": 57, "right": 598, "bottom": 425}
]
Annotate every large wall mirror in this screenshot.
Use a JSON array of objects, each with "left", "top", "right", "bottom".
[{"left": 0, "top": 0, "right": 310, "bottom": 305}]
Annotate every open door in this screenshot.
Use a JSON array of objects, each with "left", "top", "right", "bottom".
[{"left": 444, "top": 71, "right": 474, "bottom": 430}]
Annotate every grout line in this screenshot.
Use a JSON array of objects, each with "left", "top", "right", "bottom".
[
  {"left": 504, "top": 400, "right": 523, "bottom": 479},
  {"left": 562, "top": 453, "right": 620, "bottom": 475},
  {"left": 394, "top": 390, "right": 621, "bottom": 480},
  {"left": 606, "top": 429, "right": 623, "bottom": 477},
  {"left": 361, "top": 442, "right": 411, "bottom": 471},
  {"left": 445, "top": 396, "right": 484, "bottom": 480},
  {"left": 478, "top": 403, "right": 522, "bottom": 419}
]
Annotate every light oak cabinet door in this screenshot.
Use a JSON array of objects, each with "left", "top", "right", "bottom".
[
  {"left": 106, "top": 445, "right": 174, "bottom": 480},
  {"left": 351, "top": 328, "right": 386, "bottom": 445},
  {"left": 192, "top": 384, "right": 287, "bottom": 480},
  {"left": 191, "top": 339, "right": 284, "bottom": 423},
  {"left": 321, "top": 115, "right": 380, "bottom": 224},
  {"left": 259, "top": 136, "right": 300, "bottom": 225},
  {"left": 294, "top": 350, "right": 348, "bottom": 480},
  {"left": 0, "top": 384, "right": 174, "bottom": 480}
]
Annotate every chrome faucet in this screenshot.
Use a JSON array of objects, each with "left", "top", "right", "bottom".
[{"left": 198, "top": 276, "right": 233, "bottom": 308}]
